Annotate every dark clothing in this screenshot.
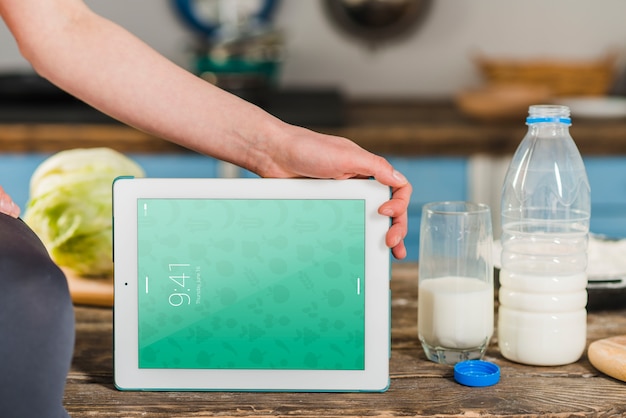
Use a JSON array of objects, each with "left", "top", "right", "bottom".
[{"left": 0, "top": 214, "right": 74, "bottom": 417}]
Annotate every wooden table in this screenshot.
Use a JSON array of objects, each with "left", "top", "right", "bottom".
[{"left": 64, "top": 263, "right": 626, "bottom": 416}]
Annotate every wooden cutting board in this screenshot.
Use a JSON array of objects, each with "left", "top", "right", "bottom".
[
  {"left": 588, "top": 335, "right": 626, "bottom": 382},
  {"left": 62, "top": 268, "right": 113, "bottom": 307}
]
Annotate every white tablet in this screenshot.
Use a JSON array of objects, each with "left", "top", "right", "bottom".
[{"left": 113, "top": 178, "right": 391, "bottom": 392}]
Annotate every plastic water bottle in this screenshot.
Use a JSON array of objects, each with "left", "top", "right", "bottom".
[{"left": 498, "top": 105, "right": 591, "bottom": 366}]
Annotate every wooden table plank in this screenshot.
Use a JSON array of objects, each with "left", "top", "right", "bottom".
[{"left": 64, "top": 263, "right": 626, "bottom": 417}]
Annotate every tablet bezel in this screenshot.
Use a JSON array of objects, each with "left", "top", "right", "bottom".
[{"left": 113, "top": 178, "right": 391, "bottom": 392}]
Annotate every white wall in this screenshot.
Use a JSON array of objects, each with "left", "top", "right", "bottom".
[{"left": 1, "top": 0, "right": 626, "bottom": 98}]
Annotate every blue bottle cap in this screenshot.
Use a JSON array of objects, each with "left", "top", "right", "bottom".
[{"left": 454, "top": 360, "right": 500, "bottom": 387}]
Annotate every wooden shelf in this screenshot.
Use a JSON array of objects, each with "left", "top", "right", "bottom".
[{"left": 2, "top": 101, "right": 626, "bottom": 156}]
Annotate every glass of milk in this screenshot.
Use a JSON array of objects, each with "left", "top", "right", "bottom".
[{"left": 418, "top": 201, "right": 494, "bottom": 365}]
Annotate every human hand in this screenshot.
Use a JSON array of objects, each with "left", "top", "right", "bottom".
[
  {"left": 0, "top": 186, "right": 21, "bottom": 218},
  {"left": 253, "top": 124, "right": 412, "bottom": 260}
]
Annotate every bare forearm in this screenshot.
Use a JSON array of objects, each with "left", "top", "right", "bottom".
[{"left": 1, "top": 0, "right": 280, "bottom": 172}]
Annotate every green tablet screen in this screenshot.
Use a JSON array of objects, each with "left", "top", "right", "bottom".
[{"left": 136, "top": 198, "right": 366, "bottom": 370}]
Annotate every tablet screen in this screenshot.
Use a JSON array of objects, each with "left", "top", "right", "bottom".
[{"left": 136, "top": 198, "right": 366, "bottom": 371}]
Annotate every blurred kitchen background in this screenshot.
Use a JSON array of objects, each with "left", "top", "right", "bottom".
[
  {"left": 3, "top": 0, "right": 626, "bottom": 262},
  {"left": 2, "top": 1, "right": 625, "bottom": 97}
]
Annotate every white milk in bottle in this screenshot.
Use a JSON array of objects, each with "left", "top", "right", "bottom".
[{"left": 498, "top": 105, "right": 590, "bottom": 366}]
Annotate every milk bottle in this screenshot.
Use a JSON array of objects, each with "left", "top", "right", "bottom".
[{"left": 499, "top": 105, "right": 591, "bottom": 366}]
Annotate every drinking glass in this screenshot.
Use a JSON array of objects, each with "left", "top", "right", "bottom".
[{"left": 417, "top": 201, "right": 494, "bottom": 365}]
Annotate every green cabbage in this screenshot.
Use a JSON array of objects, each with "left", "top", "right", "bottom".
[{"left": 24, "top": 148, "right": 144, "bottom": 277}]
